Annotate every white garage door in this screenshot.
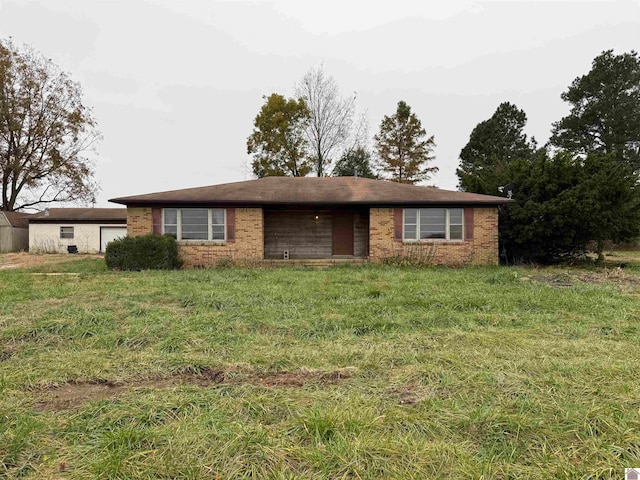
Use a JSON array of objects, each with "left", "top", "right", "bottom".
[{"left": 101, "top": 227, "right": 127, "bottom": 252}]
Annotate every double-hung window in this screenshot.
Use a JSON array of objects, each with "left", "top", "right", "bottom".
[
  {"left": 163, "top": 208, "right": 226, "bottom": 241},
  {"left": 403, "top": 208, "right": 463, "bottom": 241}
]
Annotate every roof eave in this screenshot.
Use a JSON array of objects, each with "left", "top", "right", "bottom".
[
  {"left": 29, "top": 218, "right": 127, "bottom": 223},
  {"left": 109, "top": 199, "right": 512, "bottom": 207}
]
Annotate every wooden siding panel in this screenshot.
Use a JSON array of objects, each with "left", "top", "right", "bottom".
[
  {"left": 264, "top": 208, "right": 368, "bottom": 259},
  {"left": 264, "top": 209, "right": 333, "bottom": 259},
  {"left": 354, "top": 210, "right": 369, "bottom": 257}
]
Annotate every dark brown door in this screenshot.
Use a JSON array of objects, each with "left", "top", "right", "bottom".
[{"left": 332, "top": 212, "right": 354, "bottom": 256}]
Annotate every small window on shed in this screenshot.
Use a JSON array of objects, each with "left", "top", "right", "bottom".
[{"left": 60, "top": 226, "right": 74, "bottom": 239}]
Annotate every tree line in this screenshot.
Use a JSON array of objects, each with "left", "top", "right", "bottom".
[
  {"left": 246, "top": 65, "right": 437, "bottom": 184},
  {"left": 248, "top": 51, "right": 640, "bottom": 264},
  {"left": 2, "top": 36, "right": 639, "bottom": 264},
  {"left": 457, "top": 50, "right": 640, "bottom": 264}
]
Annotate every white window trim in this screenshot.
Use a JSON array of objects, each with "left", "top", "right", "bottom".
[
  {"left": 162, "top": 208, "right": 226, "bottom": 242},
  {"left": 403, "top": 208, "right": 464, "bottom": 242},
  {"left": 210, "top": 208, "right": 226, "bottom": 241}
]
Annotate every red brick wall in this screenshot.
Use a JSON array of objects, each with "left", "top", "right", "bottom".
[
  {"left": 178, "top": 208, "right": 263, "bottom": 267},
  {"left": 127, "top": 208, "right": 153, "bottom": 237},
  {"left": 128, "top": 206, "right": 499, "bottom": 266},
  {"left": 369, "top": 207, "right": 499, "bottom": 265},
  {"left": 126, "top": 207, "right": 264, "bottom": 267}
]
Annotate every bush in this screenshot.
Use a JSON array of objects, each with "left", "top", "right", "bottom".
[
  {"left": 214, "top": 257, "right": 235, "bottom": 269},
  {"left": 105, "top": 234, "right": 181, "bottom": 271},
  {"left": 381, "top": 243, "right": 437, "bottom": 267}
]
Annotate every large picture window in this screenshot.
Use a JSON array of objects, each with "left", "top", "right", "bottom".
[
  {"left": 403, "top": 208, "right": 463, "bottom": 241},
  {"left": 163, "top": 208, "right": 226, "bottom": 241}
]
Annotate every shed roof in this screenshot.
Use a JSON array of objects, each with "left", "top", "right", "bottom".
[
  {"left": 1, "top": 211, "right": 31, "bottom": 228},
  {"left": 109, "top": 177, "right": 510, "bottom": 206},
  {"left": 29, "top": 208, "right": 127, "bottom": 223}
]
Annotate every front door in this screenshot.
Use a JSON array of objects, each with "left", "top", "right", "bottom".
[{"left": 332, "top": 212, "right": 354, "bottom": 256}]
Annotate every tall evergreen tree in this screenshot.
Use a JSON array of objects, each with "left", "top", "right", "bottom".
[
  {"left": 457, "top": 102, "right": 536, "bottom": 194},
  {"left": 499, "top": 151, "right": 640, "bottom": 264},
  {"left": 572, "top": 153, "right": 640, "bottom": 263},
  {"left": 374, "top": 101, "right": 437, "bottom": 184},
  {"left": 551, "top": 50, "right": 640, "bottom": 170},
  {"left": 332, "top": 147, "right": 376, "bottom": 178}
]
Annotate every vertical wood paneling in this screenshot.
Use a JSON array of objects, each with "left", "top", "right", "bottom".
[
  {"left": 264, "top": 208, "right": 369, "bottom": 259},
  {"left": 354, "top": 210, "right": 369, "bottom": 257},
  {"left": 264, "top": 209, "right": 332, "bottom": 259}
]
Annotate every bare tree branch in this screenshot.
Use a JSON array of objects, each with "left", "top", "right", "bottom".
[{"left": 296, "top": 65, "right": 360, "bottom": 176}]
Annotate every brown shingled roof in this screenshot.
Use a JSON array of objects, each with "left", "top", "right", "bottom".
[
  {"left": 1, "top": 211, "right": 31, "bottom": 228},
  {"left": 109, "top": 177, "right": 510, "bottom": 206},
  {"left": 29, "top": 208, "right": 127, "bottom": 223}
]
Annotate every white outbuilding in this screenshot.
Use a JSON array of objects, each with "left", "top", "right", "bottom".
[
  {"left": 29, "top": 208, "right": 127, "bottom": 254},
  {"left": 0, "top": 211, "right": 30, "bottom": 252}
]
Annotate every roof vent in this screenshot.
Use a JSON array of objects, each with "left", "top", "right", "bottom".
[{"left": 44, "top": 208, "right": 50, "bottom": 216}]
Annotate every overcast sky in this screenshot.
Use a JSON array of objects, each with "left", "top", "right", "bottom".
[{"left": 0, "top": 0, "right": 638, "bottom": 206}]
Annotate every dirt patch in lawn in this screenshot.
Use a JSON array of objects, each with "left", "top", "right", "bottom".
[
  {"left": 522, "top": 267, "right": 640, "bottom": 288},
  {"left": 33, "top": 369, "right": 226, "bottom": 411},
  {"left": 255, "top": 367, "right": 356, "bottom": 387},
  {"left": 32, "top": 367, "right": 355, "bottom": 412},
  {"left": 388, "top": 383, "right": 438, "bottom": 405},
  {"left": 0, "top": 252, "right": 102, "bottom": 270},
  {"left": 0, "top": 350, "right": 14, "bottom": 362},
  {"left": 579, "top": 267, "right": 640, "bottom": 286}
]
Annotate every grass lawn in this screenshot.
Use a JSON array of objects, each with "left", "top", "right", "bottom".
[{"left": 1, "top": 255, "right": 640, "bottom": 479}]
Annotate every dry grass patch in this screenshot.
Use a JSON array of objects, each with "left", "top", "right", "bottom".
[
  {"left": 521, "top": 266, "right": 640, "bottom": 288},
  {"left": 0, "top": 252, "right": 102, "bottom": 270}
]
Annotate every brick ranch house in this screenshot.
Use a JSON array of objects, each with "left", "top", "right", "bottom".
[{"left": 109, "top": 177, "right": 510, "bottom": 267}]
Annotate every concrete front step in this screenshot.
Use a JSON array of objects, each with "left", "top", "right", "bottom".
[{"left": 262, "top": 258, "right": 369, "bottom": 268}]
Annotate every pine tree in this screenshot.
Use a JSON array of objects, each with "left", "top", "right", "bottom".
[
  {"left": 374, "top": 101, "right": 437, "bottom": 184},
  {"left": 456, "top": 102, "right": 536, "bottom": 194},
  {"left": 332, "top": 147, "right": 376, "bottom": 178},
  {"left": 551, "top": 50, "right": 640, "bottom": 170}
]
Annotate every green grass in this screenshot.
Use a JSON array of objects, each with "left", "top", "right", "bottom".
[
  {"left": 1, "top": 259, "right": 640, "bottom": 478},
  {"left": 25, "top": 257, "right": 108, "bottom": 274}
]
